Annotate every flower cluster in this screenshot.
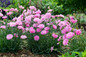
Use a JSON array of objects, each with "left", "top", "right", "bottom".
[
  {"left": 0, "top": 6, "right": 81, "bottom": 52},
  {"left": 0, "top": 8, "right": 19, "bottom": 19}
]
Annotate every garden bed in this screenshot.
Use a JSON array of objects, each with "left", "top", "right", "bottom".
[
  {"left": 0, "top": 3, "right": 86, "bottom": 57},
  {"left": 0, "top": 50, "right": 58, "bottom": 57}
]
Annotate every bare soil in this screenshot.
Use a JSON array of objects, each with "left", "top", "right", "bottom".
[{"left": 0, "top": 50, "right": 58, "bottom": 57}]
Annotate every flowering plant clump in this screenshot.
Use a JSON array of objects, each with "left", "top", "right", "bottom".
[
  {"left": 0, "top": 6, "right": 24, "bottom": 20},
  {"left": 0, "top": 24, "right": 22, "bottom": 52},
  {"left": 69, "top": 30, "right": 85, "bottom": 52},
  {"left": 0, "top": 5, "right": 81, "bottom": 53}
]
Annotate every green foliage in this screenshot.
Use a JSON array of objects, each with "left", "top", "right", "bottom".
[
  {"left": 8, "top": 0, "right": 29, "bottom": 9},
  {"left": 2, "top": 0, "right": 64, "bottom": 15},
  {"left": 1, "top": 0, "right": 86, "bottom": 14},
  {"left": 59, "top": 50, "right": 86, "bottom": 57},
  {"left": 59, "top": 52, "right": 76, "bottom": 57},
  {"left": 30, "top": 0, "right": 64, "bottom": 15},
  {"left": 26, "top": 18, "right": 63, "bottom": 54},
  {"left": 27, "top": 33, "right": 62, "bottom": 54},
  {"left": 68, "top": 30, "right": 86, "bottom": 52},
  {"left": 58, "top": 0, "right": 86, "bottom": 14},
  {"left": 75, "top": 14, "right": 86, "bottom": 24},
  {"left": 0, "top": 26, "right": 22, "bottom": 52}
]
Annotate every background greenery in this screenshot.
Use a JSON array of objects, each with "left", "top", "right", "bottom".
[{"left": 0, "top": 0, "right": 86, "bottom": 15}]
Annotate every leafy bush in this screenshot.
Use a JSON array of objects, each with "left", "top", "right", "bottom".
[
  {"left": 0, "top": 25, "right": 22, "bottom": 52},
  {"left": 69, "top": 30, "right": 86, "bottom": 52},
  {"left": 1, "top": 0, "right": 64, "bottom": 15},
  {"left": 8, "top": 0, "right": 29, "bottom": 9},
  {"left": 26, "top": 26, "right": 63, "bottom": 54},
  {"left": 29, "top": 0, "right": 64, "bottom": 15},
  {"left": 0, "top": 6, "right": 81, "bottom": 54},
  {"left": 1, "top": 0, "right": 86, "bottom": 15}
]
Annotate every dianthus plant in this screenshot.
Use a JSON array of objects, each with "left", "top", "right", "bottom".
[{"left": 0, "top": 5, "right": 81, "bottom": 53}]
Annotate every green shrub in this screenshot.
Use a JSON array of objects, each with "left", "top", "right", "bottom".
[
  {"left": 69, "top": 30, "right": 86, "bottom": 52},
  {"left": 0, "top": 27, "right": 22, "bottom": 52},
  {"left": 26, "top": 27, "right": 63, "bottom": 54}
]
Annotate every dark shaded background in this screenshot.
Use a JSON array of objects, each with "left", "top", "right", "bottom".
[{"left": 0, "top": 0, "right": 11, "bottom": 7}]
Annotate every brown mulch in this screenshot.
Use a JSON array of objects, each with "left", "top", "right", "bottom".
[{"left": 0, "top": 50, "right": 58, "bottom": 57}]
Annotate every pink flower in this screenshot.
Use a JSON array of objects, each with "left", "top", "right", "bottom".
[
  {"left": 58, "top": 36, "right": 61, "bottom": 41},
  {"left": 38, "top": 24, "right": 45, "bottom": 29},
  {"left": 12, "top": 17, "right": 17, "bottom": 21},
  {"left": 35, "top": 9, "right": 41, "bottom": 14},
  {"left": 25, "top": 16, "right": 31, "bottom": 22},
  {"left": 56, "top": 20, "right": 61, "bottom": 23},
  {"left": 63, "top": 34, "right": 66, "bottom": 40},
  {"left": 61, "top": 26, "right": 72, "bottom": 34},
  {"left": 44, "top": 27, "right": 50, "bottom": 31},
  {"left": 70, "top": 16, "right": 74, "bottom": 20},
  {"left": 33, "top": 23, "right": 37, "bottom": 27},
  {"left": 56, "top": 14, "right": 64, "bottom": 18},
  {"left": 63, "top": 39, "right": 69, "bottom": 46},
  {"left": 58, "top": 21, "right": 66, "bottom": 27},
  {"left": 41, "top": 30, "right": 47, "bottom": 35},
  {"left": 70, "top": 19, "right": 77, "bottom": 23},
  {"left": 52, "top": 33, "right": 58, "bottom": 38},
  {"left": 7, "top": 12, "right": 13, "bottom": 15},
  {"left": 9, "top": 22, "right": 16, "bottom": 27},
  {"left": 57, "top": 43, "right": 59, "bottom": 45},
  {"left": 17, "top": 26, "right": 24, "bottom": 30},
  {"left": 41, "top": 16, "right": 46, "bottom": 21},
  {"left": 19, "top": 5, "right": 24, "bottom": 9},
  {"left": 46, "top": 30, "right": 49, "bottom": 33},
  {"left": 14, "top": 33, "right": 18, "bottom": 37},
  {"left": 53, "top": 25, "right": 57, "bottom": 29},
  {"left": 0, "top": 25, "right": 6, "bottom": 29},
  {"left": 29, "top": 27, "right": 35, "bottom": 33},
  {"left": 4, "top": 9, "right": 8, "bottom": 12},
  {"left": 64, "top": 26, "right": 72, "bottom": 32},
  {"left": 34, "top": 14, "right": 40, "bottom": 18},
  {"left": 0, "top": 13, "right": 3, "bottom": 17},
  {"left": 66, "top": 32, "right": 75, "bottom": 39},
  {"left": 45, "top": 13, "right": 51, "bottom": 19},
  {"left": 25, "top": 28, "right": 29, "bottom": 31},
  {"left": 20, "top": 35, "right": 27, "bottom": 39},
  {"left": 76, "top": 30, "right": 81, "bottom": 35},
  {"left": 16, "top": 21, "right": 22, "bottom": 25},
  {"left": 59, "top": 14, "right": 64, "bottom": 18},
  {"left": 23, "top": 10, "right": 26, "bottom": 13},
  {"left": 14, "top": 8, "right": 18, "bottom": 12},
  {"left": 34, "top": 35, "right": 40, "bottom": 41},
  {"left": 29, "top": 6, "right": 36, "bottom": 10},
  {"left": 6, "top": 34, "right": 13, "bottom": 40},
  {"left": 61, "top": 29, "right": 66, "bottom": 34},
  {"left": 33, "top": 18, "right": 40, "bottom": 22},
  {"left": 47, "top": 23, "right": 50, "bottom": 25},
  {"left": 26, "top": 24, "right": 30, "bottom": 27},
  {"left": 10, "top": 8, "right": 15, "bottom": 11},
  {"left": 48, "top": 9, "right": 52, "bottom": 12},
  {"left": 50, "top": 46, "right": 54, "bottom": 52},
  {"left": 52, "top": 16, "right": 55, "bottom": 18},
  {"left": 2, "top": 16, "right": 7, "bottom": 19},
  {"left": 36, "top": 28, "right": 41, "bottom": 32}
]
